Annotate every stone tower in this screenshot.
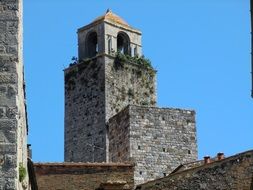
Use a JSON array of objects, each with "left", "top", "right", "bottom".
[
  {"left": 64, "top": 10, "right": 156, "bottom": 162},
  {"left": 0, "top": 0, "right": 29, "bottom": 189},
  {"left": 64, "top": 10, "right": 197, "bottom": 185}
]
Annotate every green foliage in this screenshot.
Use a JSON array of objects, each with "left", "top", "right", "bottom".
[
  {"left": 19, "top": 163, "right": 26, "bottom": 182},
  {"left": 115, "top": 52, "right": 153, "bottom": 69}
]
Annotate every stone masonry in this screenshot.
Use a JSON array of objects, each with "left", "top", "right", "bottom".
[
  {"left": 64, "top": 55, "right": 156, "bottom": 162},
  {"left": 64, "top": 10, "right": 156, "bottom": 163},
  {"left": 64, "top": 56, "right": 106, "bottom": 162},
  {"left": 64, "top": 10, "right": 197, "bottom": 186},
  {"left": 108, "top": 105, "right": 197, "bottom": 185},
  {"left": 0, "top": 0, "right": 28, "bottom": 189},
  {"left": 136, "top": 150, "right": 253, "bottom": 190},
  {"left": 34, "top": 163, "right": 134, "bottom": 190}
]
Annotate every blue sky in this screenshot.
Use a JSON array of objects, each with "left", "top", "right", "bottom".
[{"left": 24, "top": 0, "right": 253, "bottom": 162}]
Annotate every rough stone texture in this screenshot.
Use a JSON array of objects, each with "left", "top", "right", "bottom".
[
  {"left": 64, "top": 12, "right": 198, "bottom": 188},
  {"left": 104, "top": 56, "right": 156, "bottom": 121},
  {"left": 108, "top": 105, "right": 197, "bottom": 185},
  {"left": 64, "top": 57, "right": 106, "bottom": 162},
  {"left": 34, "top": 163, "right": 134, "bottom": 190},
  {"left": 65, "top": 13, "right": 156, "bottom": 163},
  {"left": 64, "top": 54, "right": 156, "bottom": 163},
  {"left": 0, "top": 0, "right": 28, "bottom": 189},
  {"left": 136, "top": 150, "right": 253, "bottom": 190}
]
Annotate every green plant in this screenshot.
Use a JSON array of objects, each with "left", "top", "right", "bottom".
[
  {"left": 114, "top": 52, "right": 153, "bottom": 69},
  {"left": 19, "top": 163, "right": 26, "bottom": 182}
]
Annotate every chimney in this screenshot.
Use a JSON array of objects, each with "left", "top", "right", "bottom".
[
  {"left": 204, "top": 156, "right": 211, "bottom": 164},
  {"left": 217, "top": 152, "right": 224, "bottom": 160}
]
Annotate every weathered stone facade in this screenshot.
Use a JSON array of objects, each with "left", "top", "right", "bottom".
[
  {"left": 64, "top": 11, "right": 156, "bottom": 163},
  {"left": 64, "top": 10, "right": 197, "bottom": 186},
  {"left": 64, "top": 54, "right": 156, "bottom": 162},
  {"left": 0, "top": 0, "right": 28, "bottom": 189},
  {"left": 64, "top": 56, "right": 106, "bottom": 162},
  {"left": 136, "top": 150, "right": 253, "bottom": 190},
  {"left": 34, "top": 163, "right": 134, "bottom": 190},
  {"left": 104, "top": 56, "right": 156, "bottom": 121},
  {"left": 108, "top": 105, "right": 197, "bottom": 185}
]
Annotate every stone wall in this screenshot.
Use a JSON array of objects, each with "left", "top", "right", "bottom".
[
  {"left": 0, "top": 0, "right": 28, "bottom": 189},
  {"left": 105, "top": 55, "right": 156, "bottom": 121},
  {"left": 64, "top": 54, "right": 156, "bottom": 163},
  {"left": 108, "top": 105, "right": 197, "bottom": 185},
  {"left": 64, "top": 56, "right": 106, "bottom": 162},
  {"left": 136, "top": 150, "right": 253, "bottom": 190},
  {"left": 34, "top": 163, "right": 134, "bottom": 190},
  {"left": 108, "top": 106, "right": 130, "bottom": 163}
]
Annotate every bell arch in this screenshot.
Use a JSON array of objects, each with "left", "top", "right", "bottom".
[
  {"left": 85, "top": 31, "right": 98, "bottom": 58},
  {"left": 117, "top": 32, "right": 130, "bottom": 55}
]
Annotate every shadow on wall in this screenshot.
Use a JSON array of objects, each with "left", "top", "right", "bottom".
[{"left": 251, "top": 175, "right": 253, "bottom": 190}]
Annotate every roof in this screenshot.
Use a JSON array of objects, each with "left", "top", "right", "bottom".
[
  {"left": 78, "top": 9, "right": 141, "bottom": 34},
  {"left": 93, "top": 9, "right": 130, "bottom": 28},
  {"left": 136, "top": 150, "right": 253, "bottom": 189}
]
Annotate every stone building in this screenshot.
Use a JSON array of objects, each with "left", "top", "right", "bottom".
[
  {"left": 34, "top": 162, "right": 134, "bottom": 190},
  {"left": 2, "top": 4, "right": 252, "bottom": 189},
  {"left": 0, "top": 0, "right": 29, "bottom": 189},
  {"left": 64, "top": 10, "right": 198, "bottom": 185},
  {"left": 33, "top": 150, "right": 253, "bottom": 190},
  {"left": 136, "top": 150, "right": 253, "bottom": 190}
]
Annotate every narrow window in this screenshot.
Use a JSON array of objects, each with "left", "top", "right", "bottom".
[
  {"left": 138, "top": 145, "right": 141, "bottom": 150},
  {"left": 117, "top": 32, "right": 130, "bottom": 55},
  {"left": 134, "top": 46, "right": 137, "bottom": 56},
  {"left": 163, "top": 173, "right": 166, "bottom": 177},
  {"left": 108, "top": 37, "right": 112, "bottom": 54},
  {"left": 139, "top": 171, "right": 142, "bottom": 175},
  {"left": 162, "top": 148, "right": 166, "bottom": 152}
]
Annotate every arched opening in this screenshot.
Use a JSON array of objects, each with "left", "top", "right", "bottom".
[
  {"left": 117, "top": 32, "right": 130, "bottom": 55},
  {"left": 85, "top": 31, "right": 98, "bottom": 58},
  {"left": 108, "top": 37, "right": 112, "bottom": 54}
]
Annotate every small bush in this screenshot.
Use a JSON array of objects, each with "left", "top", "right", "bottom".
[
  {"left": 115, "top": 52, "right": 153, "bottom": 69},
  {"left": 19, "top": 163, "right": 26, "bottom": 182}
]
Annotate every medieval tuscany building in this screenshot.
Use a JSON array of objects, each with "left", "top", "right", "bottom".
[
  {"left": 0, "top": 0, "right": 29, "bottom": 189},
  {"left": 64, "top": 10, "right": 197, "bottom": 185}
]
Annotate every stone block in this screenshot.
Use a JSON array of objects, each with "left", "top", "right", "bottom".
[
  {"left": 0, "top": 73, "right": 17, "bottom": 84},
  {"left": 0, "top": 143, "right": 16, "bottom": 155}
]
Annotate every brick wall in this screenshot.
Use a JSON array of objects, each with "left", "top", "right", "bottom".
[{"left": 34, "top": 163, "right": 134, "bottom": 190}]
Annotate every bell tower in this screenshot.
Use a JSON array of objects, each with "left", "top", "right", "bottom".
[
  {"left": 64, "top": 10, "right": 156, "bottom": 162},
  {"left": 77, "top": 9, "right": 142, "bottom": 60}
]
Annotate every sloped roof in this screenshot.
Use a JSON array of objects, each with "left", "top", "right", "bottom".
[
  {"left": 92, "top": 9, "right": 130, "bottom": 28},
  {"left": 78, "top": 9, "right": 141, "bottom": 34}
]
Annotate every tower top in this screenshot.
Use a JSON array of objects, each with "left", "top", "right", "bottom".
[
  {"left": 78, "top": 10, "right": 140, "bottom": 34},
  {"left": 92, "top": 9, "right": 130, "bottom": 28},
  {"left": 77, "top": 10, "right": 142, "bottom": 60}
]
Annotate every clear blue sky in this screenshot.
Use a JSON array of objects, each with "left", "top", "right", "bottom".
[{"left": 24, "top": 0, "right": 253, "bottom": 162}]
